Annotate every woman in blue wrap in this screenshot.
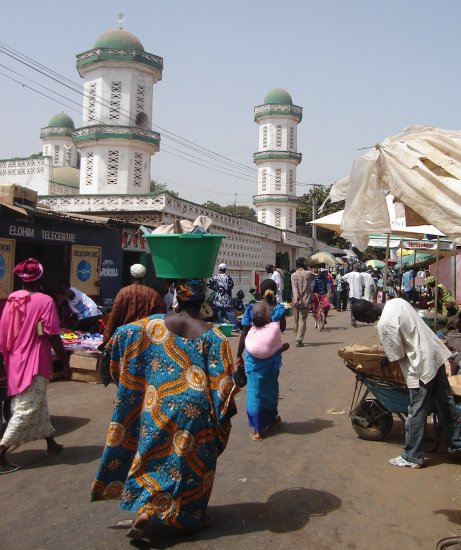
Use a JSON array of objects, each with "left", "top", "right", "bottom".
[
  {"left": 236, "top": 278, "right": 286, "bottom": 441},
  {"left": 92, "top": 279, "right": 238, "bottom": 541}
]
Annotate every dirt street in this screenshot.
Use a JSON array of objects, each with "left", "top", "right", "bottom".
[{"left": 1, "top": 309, "right": 460, "bottom": 550}]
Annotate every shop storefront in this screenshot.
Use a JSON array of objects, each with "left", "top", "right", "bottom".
[{"left": 0, "top": 204, "right": 123, "bottom": 306}]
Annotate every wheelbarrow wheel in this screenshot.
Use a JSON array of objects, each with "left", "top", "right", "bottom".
[{"left": 351, "top": 399, "right": 393, "bottom": 441}]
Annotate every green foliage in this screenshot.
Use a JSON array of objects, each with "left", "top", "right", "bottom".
[
  {"left": 150, "top": 179, "right": 179, "bottom": 197},
  {"left": 297, "top": 185, "right": 347, "bottom": 248},
  {"left": 201, "top": 201, "right": 257, "bottom": 222}
]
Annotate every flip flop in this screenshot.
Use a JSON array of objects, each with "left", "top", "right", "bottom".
[
  {"left": 0, "top": 463, "right": 20, "bottom": 475},
  {"left": 126, "top": 526, "right": 146, "bottom": 541},
  {"left": 250, "top": 432, "right": 263, "bottom": 441}
]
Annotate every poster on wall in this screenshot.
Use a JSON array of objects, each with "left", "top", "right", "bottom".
[
  {"left": 0, "top": 238, "right": 15, "bottom": 299},
  {"left": 70, "top": 245, "right": 101, "bottom": 297},
  {"left": 122, "top": 227, "right": 147, "bottom": 251}
]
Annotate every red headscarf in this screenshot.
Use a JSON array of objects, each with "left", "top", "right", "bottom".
[{"left": 13, "top": 258, "right": 44, "bottom": 282}]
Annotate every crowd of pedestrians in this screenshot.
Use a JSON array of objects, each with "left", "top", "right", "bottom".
[{"left": 1, "top": 253, "right": 459, "bottom": 543}]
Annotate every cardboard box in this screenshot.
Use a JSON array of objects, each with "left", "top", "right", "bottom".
[
  {"left": 0, "top": 184, "right": 37, "bottom": 208},
  {"left": 70, "top": 351, "right": 103, "bottom": 384}
]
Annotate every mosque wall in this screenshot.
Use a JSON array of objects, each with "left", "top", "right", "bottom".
[{"left": 0, "top": 158, "right": 51, "bottom": 195}]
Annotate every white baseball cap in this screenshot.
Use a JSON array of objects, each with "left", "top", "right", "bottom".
[
  {"left": 130, "top": 264, "right": 146, "bottom": 278},
  {"left": 219, "top": 263, "right": 227, "bottom": 270}
]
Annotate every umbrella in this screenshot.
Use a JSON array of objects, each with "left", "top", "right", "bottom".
[
  {"left": 385, "top": 258, "right": 397, "bottom": 265},
  {"left": 365, "top": 259, "right": 385, "bottom": 269},
  {"left": 396, "top": 248, "right": 415, "bottom": 257},
  {"left": 397, "top": 253, "right": 436, "bottom": 268},
  {"left": 308, "top": 251, "right": 339, "bottom": 268},
  {"left": 342, "top": 250, "right": 358, "bottom": 259}
]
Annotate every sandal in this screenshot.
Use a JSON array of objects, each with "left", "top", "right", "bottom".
[
  {"left": 250, "top": 432, "right": 263, "bottom": 441},
  {"left": 126, "top": 513, "right": 150, "bottom": 540},
  {"left": 0, "top": 463, "right": 20, "bottom": 475}
]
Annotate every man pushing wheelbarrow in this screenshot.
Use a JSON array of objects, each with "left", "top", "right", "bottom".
[{"left": 350, "top": 298, "right": 461, "bottom": 469}]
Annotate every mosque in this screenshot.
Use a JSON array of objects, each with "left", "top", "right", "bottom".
[{"left": 0, "top": 27, "right": 313, "bottom": 289}]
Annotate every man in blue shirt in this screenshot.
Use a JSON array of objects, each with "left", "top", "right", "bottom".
[{"left": 401, "top": 268, "right": 415, "bottom": 303}]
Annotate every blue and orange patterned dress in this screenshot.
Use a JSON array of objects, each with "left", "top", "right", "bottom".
[{"left": 91, "top": 315, "right": 238, "bottom": 531}]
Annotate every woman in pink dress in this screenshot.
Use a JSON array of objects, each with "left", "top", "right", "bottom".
[{"left": 0, "top": 258, "right": 70, "bottom": 474}]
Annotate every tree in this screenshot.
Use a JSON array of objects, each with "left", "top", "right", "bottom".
[
  {"left": 150, "top": 179, "right": 179, "bottom": 197},
  {"left": 201, "top": 201, "right": 257, "bottom": 222},
  {"left": 297, "top": 185, "right": 348, "bottom": 248}
]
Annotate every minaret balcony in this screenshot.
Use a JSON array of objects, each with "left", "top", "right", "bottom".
[
  {"left": 253, "top": 194, "right": 301, "bottom": 205},
  {"left": 254, "top": 104, "right": 302, "bottom": 122},
  {"left": 253, "top": 151, "right": 302, "bottom": 164},
  {"left": 73, "top": 125, "right": 160, "bottom": 147},
  {"left": 40, "top": 127, "right": 74, "bottom": 139},
  {"left": 76, "top": 48, "right": 163, "bottom": 75}
]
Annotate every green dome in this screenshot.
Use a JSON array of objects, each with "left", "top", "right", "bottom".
[
  {"left": 264, "top": 88, "right": 293, "bottom": 105},
  {"left": 48, "top": 112, "right": 75, "bottom": 129},
  {"left": 50, "top": 167, "right": 80, "bottom": 189},
  {"left": 94, "top": 29, "right": 144, "bottom": 51}
]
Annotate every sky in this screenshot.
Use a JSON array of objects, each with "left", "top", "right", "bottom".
[{"left": 2, "top": 1, "right": 461, "bottom": 208}]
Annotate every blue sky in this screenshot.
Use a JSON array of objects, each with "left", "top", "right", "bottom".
[{"left": 1, "top": 1, "right": 461, "bottom": 207}]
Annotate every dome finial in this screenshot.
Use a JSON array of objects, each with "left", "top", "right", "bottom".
[{"left": 117, "top": 12, "right": 125, "bottom": 29}]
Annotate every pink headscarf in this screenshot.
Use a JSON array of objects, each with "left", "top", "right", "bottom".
[{"left": 13, "top": 258, "right": 44, "bottom": 282}]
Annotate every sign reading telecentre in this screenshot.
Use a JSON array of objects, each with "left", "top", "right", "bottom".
[{"left": 8, "top": 225, "right": 76, "bottom": 242}]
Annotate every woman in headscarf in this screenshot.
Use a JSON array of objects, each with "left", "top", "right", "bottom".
[
  {"left": 92, "top": 278, "right": 238, "bottom": 540},
  {"left": 236, "top": 278, "right": 286, "bottom": 441},
  {"left": 425, "top": 276, "right": 457, "bottom": 316},
  {"left": 0, "top": 258, "right": 70, "bottom": 474}
]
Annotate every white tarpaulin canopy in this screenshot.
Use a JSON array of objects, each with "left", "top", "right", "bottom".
[
  {"left": 326, "top": 125, "right": 461, "bottom": 251},
  {"left": 310, "top": 199, "right": 445, "bottom": 241}
]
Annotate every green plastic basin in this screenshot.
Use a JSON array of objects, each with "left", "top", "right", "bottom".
[
  {"left": 144, "top": 233, "right": 225, "bottom": 278},
  {"left": 217, "top": 323, "right": 233, "bottom": 337}
]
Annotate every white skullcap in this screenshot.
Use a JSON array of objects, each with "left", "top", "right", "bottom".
[
  {"left": 130, "top": 264, "right": 146, "bottom": 278},
  {"left": 219, "top": 263, "right": 227, "bottom": 270}
]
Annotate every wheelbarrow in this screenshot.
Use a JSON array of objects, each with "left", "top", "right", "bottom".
[{"left": 345, "top": 361, "right": 442, "bottom": 447}]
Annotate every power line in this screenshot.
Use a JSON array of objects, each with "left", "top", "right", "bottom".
[
  {"left": 0, "top": 41, "right": 327, "bottom": 193},
  {"left": 0, "top": 42, "right": 258, "bottom": 178}
]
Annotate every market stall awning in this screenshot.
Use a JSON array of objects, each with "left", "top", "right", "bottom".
[
  {"left": 310, "top": 199, "right": 445, "bottom": 244},
  {"left": 325, "top": 126, "right": 461, "bottom": 250}
]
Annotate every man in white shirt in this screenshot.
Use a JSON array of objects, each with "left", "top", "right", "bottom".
[
  {"left": 265, "top": 264, "right": 283, "bottom": 304},
  {"left": 351, "top": 298, "right": 461, "bottom": 468},
  {"left": 341, "top": 263, "right": 364, "bottom": 326},
  {"left": 59, "top": 282, "right": 102, "bottom": 332}
]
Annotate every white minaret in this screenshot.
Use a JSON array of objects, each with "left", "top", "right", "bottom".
[
  {"left": 253, "top": 88, "right": 302, "bottom": 232},
  {"left": 74, "top": 27, "right": 163, "bottom": 194},
  {"left": 40, "top": 112, "right": 78, "bottom": 167}
]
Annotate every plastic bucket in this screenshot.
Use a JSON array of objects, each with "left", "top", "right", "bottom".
[
  {"left": 217, "top": 323, "right": 233, "bottom": 337},
  {"left": 144, "top": 233, "right": 225, "bottom": 278}
]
